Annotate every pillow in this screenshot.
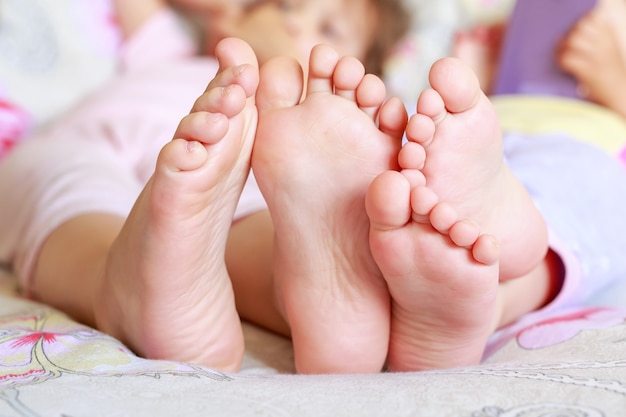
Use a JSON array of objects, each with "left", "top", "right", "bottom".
[
  {"left": 0, "top": 0, "right": 120, "bottom": 158},
  {"left": 385, "top": 0, "right": 515, "bottom": 102}
]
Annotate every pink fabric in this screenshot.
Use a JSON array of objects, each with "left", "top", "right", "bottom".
[
  {"left": 69, "top": 0, "right": 122, "bottom": 56},
  {"left": 0, "top": 9, "right": 266, "bottom": 291},
  {"left": 619, "top": 146, "right": 626, "bottom": 167},
  {"left": 0, "top": 100, "right": 31, "bottom": 159},
  {"left": 485, "top": 229, "right": 583, "bottom": 357}
]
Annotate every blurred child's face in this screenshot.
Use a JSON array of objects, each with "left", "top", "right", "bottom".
[{"left": 215, "top": 0, "right": 377, "bottom": 68}]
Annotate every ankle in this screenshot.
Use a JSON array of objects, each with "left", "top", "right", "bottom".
[{"left": 496, "top": 249, "right": 564, "bottom": 328}]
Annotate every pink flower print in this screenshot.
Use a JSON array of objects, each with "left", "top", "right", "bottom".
[
  {"left": 516, "top": 307, "right": 626, "bottom": 350},
  {"left": 0, "top": 310, "right": 228, "bottom": 390},
  {"left": 0, "top": 100, "right": 31, "bottom": 159},
  {"left": 10, "top": 332, "right": 58, "bottom": 349}
]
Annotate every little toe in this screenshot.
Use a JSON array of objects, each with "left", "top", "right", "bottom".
[
  {"left": 157, "top": 138, "right": 208, "bottom": 174},
  {"left": 472, "top": 234, "right": 500, "bottom": 266}
]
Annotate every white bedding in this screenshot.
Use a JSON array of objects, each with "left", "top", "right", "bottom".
[{"left": 1, "top": 267, "right": 626, "bottom": 416}]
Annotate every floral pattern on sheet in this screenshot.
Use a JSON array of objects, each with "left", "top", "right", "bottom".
[
  {"left": 0, "top": 280, "right": 624, "bottom": 416},
  {"left": 470, "top": 403, "right": 605, "bottom": 416},
  {"left": 0, "top": 308, "right": 229, "bottom": 391},
  {"left": 515, "top": 307, "right": 626, "bottom": 349}
]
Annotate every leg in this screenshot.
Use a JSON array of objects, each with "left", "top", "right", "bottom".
[
  {"left": 252, "top": 45, "right": 407, "bottom": 373},
  {"left": 227, "top": 210, "right": 290, "bottom": 337},
  {"left": 366, "top": 57, "right": 551, "bottom": 371},
  {"left": 34, "top": 38, "right": 259, "bottom": 371}
]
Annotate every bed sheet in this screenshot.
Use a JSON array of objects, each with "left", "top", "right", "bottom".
[{"left": 1, "top": 267, "right": 626, "bottom": 416}]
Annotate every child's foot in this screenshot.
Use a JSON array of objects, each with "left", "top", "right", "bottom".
[
  {"left": 366, "top": 57, "right": 548, "bottom": 371},
  {"left": 93, "top": 38, "right": 259, "bottom": 372},
  {"left": 252, "top": 45, "right": 407, "bottom": 373}
]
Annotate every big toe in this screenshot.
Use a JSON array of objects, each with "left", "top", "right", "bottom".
[
  {"left": 214, "top": 38, "right": 260, "bottom": 97},
  {"left": 257, "top": 56, "right": 304, "bottom": 114},
  {"left": 428, "top": 57, "right": 482, "bottom": 114}
]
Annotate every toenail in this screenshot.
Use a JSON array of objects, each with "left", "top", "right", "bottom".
[
  {"left": 221, "top": 85, "right": 234, "bottom": 97},
  {"left": 232, "top": 65, "right": 247, "bottom": 77},
  {"left": 205, "top": 112, "right": 223, "bottom": 125},
  {"left": 186, "top": 140, "right": 199, "bottom": 153}
]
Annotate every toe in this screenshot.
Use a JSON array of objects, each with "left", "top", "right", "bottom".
[
  {"left": 405, "top": 113, "right": 436, "bottom": 146},
  {"left": 409, "top": 186, "right": 439, "bottom": 222},
  {"left": 398, "top": 141, "right": 426, "bottom": 170},
  {"left": 400, "top": 169, "right": 426, "bottom": 189},
  {"left": 428, "top": 202, "right": 459, "bottom": 234},
  {"left": 356, "top": 74, "right": 387, "bottom": 119},
  {"left": 378, "top": 97, "right": 408, "bottom": 139},
  {"left": 191, "top": 84, "right": 248, "bottom": 118},
  {"left": 157, "top": 138, "right": 208, "bottom": 173},
  {"left": 366, "top": 171, "right": 412, "bottom": 231},
  {"left": 472, "top": 234, "right": 500, "bottom": 265},
  {"left": 306, "top": 44, "right": 341, "bottom": 95},
  {"left": 212, "top": 38, "right": 259, "bottom": 97},
  {"left": 428, "top": 57, "right": 482, "bottom": 114},
  {"left": 449, "top": 219, "right": 481, "bottom": 248},
  {"left": 257, "top": 56, "right": 304, "bottom": 114},
  {"left": 173, "top": 112, "right": 229, "bottom": 145},
  {"left": 333, "top": 56, "right": 365, "bottom": 101},
  {"left": 416, "top": 89, "right": 447, "bottom": 124}
]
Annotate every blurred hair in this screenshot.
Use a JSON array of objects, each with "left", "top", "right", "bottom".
[{"left": 364, "top": 0, "right": 412, "bottom": 76}]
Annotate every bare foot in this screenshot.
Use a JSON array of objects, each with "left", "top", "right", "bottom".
[
  {"left": 252, "top": 45, "right": 407, "bottom": 373},
  {"left": 366, "top": 57, "right": 548, "bottom": 371},
  {"left": 93, "top": 38, "right": 259, "bottom": 372}
]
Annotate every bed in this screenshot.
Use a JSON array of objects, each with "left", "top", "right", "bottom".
[{"left": 2, "top": 1, "right": 626, "bottom": 415}]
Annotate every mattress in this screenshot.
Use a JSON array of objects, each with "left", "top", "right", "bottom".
[{"left": 2, "top": 267, "right": 626, "bottom": 415}]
